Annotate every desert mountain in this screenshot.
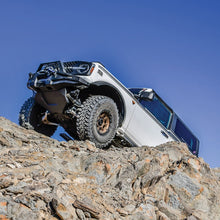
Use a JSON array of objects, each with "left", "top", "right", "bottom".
[{"left": 0, "top": 117, "right": 219, "bottom": 220}]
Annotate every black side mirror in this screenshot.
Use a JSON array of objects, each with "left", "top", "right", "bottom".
[{"left": 140, "top": 89, "right": 154, "bottom": 101}]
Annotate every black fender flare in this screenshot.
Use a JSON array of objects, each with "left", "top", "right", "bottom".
[{"left": 90, "top": 81, "right": 126, "bottom": 125}]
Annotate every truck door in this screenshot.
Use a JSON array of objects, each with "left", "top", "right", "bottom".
[{"left": 125, "top": 94, "right": 174, "bottom": 146}]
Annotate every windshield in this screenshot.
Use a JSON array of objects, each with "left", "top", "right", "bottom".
[{"left": 140, "top": 95, "right": 172, "bottom": 128}]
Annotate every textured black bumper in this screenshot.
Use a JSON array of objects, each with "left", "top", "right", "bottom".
[{"left": 27, "top": 74, "right": 89, "bottom": 91}]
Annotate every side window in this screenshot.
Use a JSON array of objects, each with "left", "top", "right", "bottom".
[
  {"left": 140, "top": 96, "right": 172, "bottom": 128},
  {"left": 174, "top": 118, "right": 197, "bottom": 152}
]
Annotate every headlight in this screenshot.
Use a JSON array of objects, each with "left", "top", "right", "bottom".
[{"left": 76, "top": 64, "right": 90, "bottom": 74}]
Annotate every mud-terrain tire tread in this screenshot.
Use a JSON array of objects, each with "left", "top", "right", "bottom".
[
  {"left": 19, "top": 97, "right": 57, "bottom": 137},
  {"left": 76, "top": 96, "right": 99, "bottom": 140},
  {"left": 76, "top": 96, "right": 119, "bottom": 148}
]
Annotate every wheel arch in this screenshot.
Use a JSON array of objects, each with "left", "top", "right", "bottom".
[{"left": 81, "top": 82, "right": 125, "bottom": 126}]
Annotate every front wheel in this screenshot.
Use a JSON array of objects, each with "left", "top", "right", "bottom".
[
  {"left": 76, "top": 96, "right": 119, "bottom": 148},
  {"left": 19, "top": 97, "right": 57, "bottom": 137}
]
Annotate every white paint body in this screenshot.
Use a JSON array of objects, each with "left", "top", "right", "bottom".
[{"left": 79, "top": 62, "right": 176, "bottom": 147}]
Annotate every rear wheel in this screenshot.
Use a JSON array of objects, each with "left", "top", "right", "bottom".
[
  {"left": 19, "top": 97, "right": 57, "bottom": 137},
  {"left": 76, "top": 96, "right": 119, "bottom": 148}
]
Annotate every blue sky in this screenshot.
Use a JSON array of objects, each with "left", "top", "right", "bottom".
[{"left": 0, "top": 1, "right": 219, "bottom": 167}]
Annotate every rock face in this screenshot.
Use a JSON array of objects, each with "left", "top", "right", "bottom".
[{"left": 0, "top": 116, "right": 219, "bottom": 220}]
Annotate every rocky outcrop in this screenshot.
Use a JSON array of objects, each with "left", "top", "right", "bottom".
[{"left": 0, "top": 116, "right": 219, "bottom": 220}]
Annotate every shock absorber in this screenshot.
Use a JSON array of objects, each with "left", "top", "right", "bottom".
[{"left": 65, "top": 89, "right": 81, "bottom": 117}]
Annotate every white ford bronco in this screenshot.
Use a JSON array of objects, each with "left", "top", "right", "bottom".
[{"left": 19, "top": 61, "right": 199, "bottom": 156}]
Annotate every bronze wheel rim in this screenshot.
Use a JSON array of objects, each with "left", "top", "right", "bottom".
[{"left": 96, "top": 112, "right": 110, "bottom": 135}]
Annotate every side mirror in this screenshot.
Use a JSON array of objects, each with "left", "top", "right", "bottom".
[{"left": 140, "top": 89, "right": 154, "bottom": 101}]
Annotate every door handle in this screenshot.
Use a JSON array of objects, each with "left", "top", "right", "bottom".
[{"left": 161, "top": 130, "right": 168, "bottom": 138}]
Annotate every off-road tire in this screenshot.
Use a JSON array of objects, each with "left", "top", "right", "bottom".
[
  {"left": 76, "top": 96, "right": 100, "bottom": 140},
  {"left": 76, "top": 96, "right": 119, "bottom": 148},
  {"left": 19, "top": 97, "right": 57, "bottom": 137}
]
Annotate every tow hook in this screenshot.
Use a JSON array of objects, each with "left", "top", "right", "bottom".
[{"left": 42, "top": 111, "right": 59, "bottom": 126}]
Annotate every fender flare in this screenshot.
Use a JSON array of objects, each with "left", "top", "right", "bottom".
[{"left": 90, "top": 81, "right": 126, "bottom": 125}]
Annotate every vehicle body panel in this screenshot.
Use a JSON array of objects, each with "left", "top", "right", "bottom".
[{"left": 26, "top": 60, "right": 199, "bottom": 156}]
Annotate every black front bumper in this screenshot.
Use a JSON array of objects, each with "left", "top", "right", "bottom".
[
  {"left": 27, "top": 60, "right": 91, "bottom": 92},
  {"left": 27, "top": 74, "right": 89, "bottom": 92}
]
